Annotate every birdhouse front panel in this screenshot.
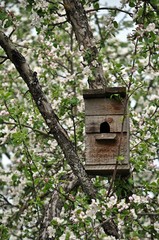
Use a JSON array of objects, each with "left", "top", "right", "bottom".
[
  {"left": 83, "top": 87, "right": 130, "bottom": 176},
  {"left": 85, "top": 115, "right": 128, "bottom": 133}
]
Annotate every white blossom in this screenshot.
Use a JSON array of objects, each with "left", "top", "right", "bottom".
[
  {"left": 31, "top": 11, "right": 41, "bottom": 28},
  {"left": 85, "top": 199, "right": 99, "bottom": 218},
  {"left": 59, "top": 228, "right": 76, "bottom": 240},
  {"left": 0, "top": 110, "right": 9, "bottom": 116},
  {"left": 85, "top": 208, "right": 97, "bottom": 219},
  {"left": 47, "top": 226, "right": 55, "bottom": 238},
  {"left": 103, "top": 236, "right": 116, "bottom": 240},
  {"left": 129, "top": 194, "right": 148, "bottom": 204},
  {"left": 146, "top": 23, "right": 156, "bottom": 32},
  {"left": 34, "top": 0, "right": 49, "bottom": 10},
  {"left": 143, "top": 218, "right": 151, "bottom": 227},
  {"left": 148, "top": 94, "right": 159, "bottom": 101},
  {"left": 106, "top": 196, "right": 117, "bottom": 208},
  {"left": 154, "top": 221, "right": 159, "bottom": 232},
  {"left": 130, "top": 209, "right": 137, "bottom": 219},
  {"left": 53, "top": 217, "right": 64, "bottom": 224},
  {"left": 118, "top": 219, "right": 125, "bottom": 231},
  {"left": 117, "top": 199, "right": 129, "bottom": 212},
  {"left": 19, "top": 0, "right": 28, "bottom": 8}
]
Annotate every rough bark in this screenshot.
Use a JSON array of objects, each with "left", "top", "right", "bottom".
[{"left": 63, "top": 0, "right": 107, "bottom": 88}]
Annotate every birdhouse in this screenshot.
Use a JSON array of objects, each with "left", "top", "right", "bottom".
[{"left": 83, "top": 87, "right": 130, "bottom": 176}]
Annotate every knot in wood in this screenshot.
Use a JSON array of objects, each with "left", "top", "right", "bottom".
[{"left": 106, "top": 117, "right": 113, "bottom": 123}]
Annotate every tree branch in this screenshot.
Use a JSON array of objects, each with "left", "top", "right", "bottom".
[{"left": 0, "top": 30, "right": 96, "bottom": 199}]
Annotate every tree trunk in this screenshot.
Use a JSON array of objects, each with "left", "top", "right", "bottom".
[{"left": 63, "top": 0, "right": 107, "bottom": 88}]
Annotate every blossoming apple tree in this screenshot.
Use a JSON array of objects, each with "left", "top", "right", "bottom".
[{"left": 0, "top": 0, "right": 159, "bottom": 239}]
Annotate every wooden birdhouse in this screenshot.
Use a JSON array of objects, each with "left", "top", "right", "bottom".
[{"left": 83, "top": 87, "right": 130, "bottom": 176}]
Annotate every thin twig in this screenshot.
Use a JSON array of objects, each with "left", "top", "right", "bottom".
[
  {"left": 148, "top": 1, "right": 159, "bottom": 14},
  {"left": 2, "top": 120, "right": 52, "bottom": 138},
  {"left": 0, "top": 193, "right": 17, "bottom": 207},
  {"left": 94, "top": 13, "right": 103, "bottom": 43},
  {"left": 107, "top": 94, "right": 129, "bottom": 197},
  {"left": 87, "top": 7, "right": 133, "bottom": 17},
  {"left": 137, "top": 212, "right": 159, "bottom": 216},
  {"left": 9, "top": 28, "right": 16, "bottom": 38},
  {"left": 49, "top": 20, "right": 67, "bottom": 28},
  {"left": 0, "top": 55, "right": 8, "bottom": 64}
]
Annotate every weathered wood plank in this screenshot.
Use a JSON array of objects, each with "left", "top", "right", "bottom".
[
  {"left": 85, "top": 133, "right": 129, "bottom": 165},
  {"left": 84, "top": 98, "right": 127, "bottom": 115},
  {"left": 95, "top": 133, "right": 117, "bottom": 140},
  {"left": 85, "top": 164, "right": 130, "bottom": 176}
]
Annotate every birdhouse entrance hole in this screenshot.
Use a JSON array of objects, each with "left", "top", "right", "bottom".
[{"left": 100, "top": 122, "right": 110, "bottom": 133}]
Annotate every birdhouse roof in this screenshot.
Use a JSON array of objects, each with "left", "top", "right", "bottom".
[{"left": 83, "top": 87, "right": 126, "bottom": 99}]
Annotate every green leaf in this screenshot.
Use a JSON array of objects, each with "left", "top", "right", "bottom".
[
  {"left": 4, "top": 19, "right": 13, "bottom": 28},
  {"left": 93, "top": 2, "right": 99, "bottom": 10},
  {"left": 110, "top": 94, "right": 122, "bottom": 101},
  {"left": 70, "top": 96, "right": 79, "bottom": 106},
  {"left": 117, "top": 155, "right": 125, "bottom": 162},
  {"left": 0, "top": 225, "right": 10, "bottom": 240},
  {"left": 129, "top": 1, "right": 135, "bottom": 7},
  {"left": 12, "top": 173, "right": 20, "bottom": 186},
  {"left": 96, "top": 211, "right": 102, "bottom": 221},
  {"left": 113, "top": 21, "right": 118, "bottom": 28},
  {"left": 0, "top": 10, "right": 7, "bottom": 21},
  {"left": 84, "top": 49, "right": 92, "bottom": 64},
  {"left": 11, "top": 129, "right": 28, "bottom": 145},
  {"left": 65, "top": 231, "right": 70, "bottom": 240},
  {"left": 0, "top": 117, "right": 4, "bottom": 124}
]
